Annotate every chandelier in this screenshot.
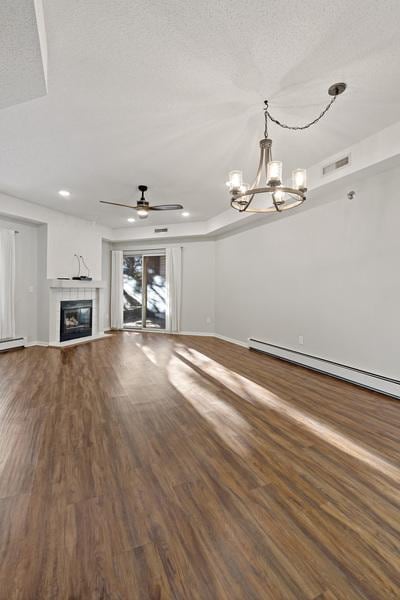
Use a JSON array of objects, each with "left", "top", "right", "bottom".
[{"left": 227, "top": 83, "right": 346, "bottom": 213}]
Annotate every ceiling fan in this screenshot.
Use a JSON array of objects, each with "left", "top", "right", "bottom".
[{"left": 100, "top": 185, "right": 183, "bottom": 219}]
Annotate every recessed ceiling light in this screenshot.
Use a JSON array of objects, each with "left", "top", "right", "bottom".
[
  {"left": 127, "top": 217, "right": 135, "bottom": 223},
  {"left": 182, "top": 211, "right": 190, "bottom": 217},
  {"left": 58, "top": 189, "right": 70, "bottom": 198}
]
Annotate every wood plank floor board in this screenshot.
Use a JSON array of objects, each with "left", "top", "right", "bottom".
[
  {"left": 248, "top": 485, "right": 369, "bottom": 600},
  {"left": 111, "top": 543, "right": 175, "bottom": 600},
  {"left": 0, "top": 332, "right": 399, "bottom": 598}
]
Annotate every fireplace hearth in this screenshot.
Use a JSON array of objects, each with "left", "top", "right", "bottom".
[{"left": 60, "top": 300, "right": 93, "bottom": 342}]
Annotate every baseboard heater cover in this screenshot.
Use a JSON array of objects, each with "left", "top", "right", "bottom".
[
  {"left": 248, "top": 338, "right": 400, "bottom": 400},
  {"left": 0, "top": 337, "right": 25, "bottom": 352}
]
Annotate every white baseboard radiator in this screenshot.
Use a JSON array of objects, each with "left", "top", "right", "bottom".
[
  {"left": 249, "top": 338, "right": 400, "bottom": 400},
  {"left": 0, "top": 337, "right": 25, "bottom": 352}
]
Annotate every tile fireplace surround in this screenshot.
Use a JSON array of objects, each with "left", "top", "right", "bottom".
[{"left": 48, "top": 280, "right": 107, "bottom": 347}]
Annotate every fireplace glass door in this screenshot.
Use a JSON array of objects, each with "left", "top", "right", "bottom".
[
  {"left": 60, "top": 300, "right": 93, "bottom": 342},
  {"left": 123, "top": 254, "right": 166, "bottom": 329}
]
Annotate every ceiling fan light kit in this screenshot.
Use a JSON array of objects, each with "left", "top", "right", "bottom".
[
  {"left": 137, "top": 186, "right": 150, "bottom": 219},
  {"left": 100, "top": 184, "right": 183, "bottom": 219},
  {"left": 227, "top": 83, "right": 346, "bottom": 214}
]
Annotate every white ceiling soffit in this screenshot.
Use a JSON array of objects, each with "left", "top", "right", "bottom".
[
  {"left": 0, "top": 0, "right": 48, "bottom": 110},
  {"left": 0, "top": 1, "right": 400, "bottom": 227}
]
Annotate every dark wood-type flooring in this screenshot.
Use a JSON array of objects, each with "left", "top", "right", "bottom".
[{"left": 0, "top": 332, "right": 399, "bottom": 599}]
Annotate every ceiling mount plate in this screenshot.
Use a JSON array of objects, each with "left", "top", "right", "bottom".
[
  {"left": 328, "top": 82, "right": 347, "bottom": 96},
  {"left": 138, "top": 185, "right": 148, "bottom": 192}
]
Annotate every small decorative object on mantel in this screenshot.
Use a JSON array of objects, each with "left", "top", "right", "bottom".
[
  {"left": 72, "top": 254, "right": 93, "bottom": 281},
  {"left": 227, "top": 82, "right": 347, "bottom": 214},
  {"left": 79, "top": 255, "right": 92, "bottom": 281}
]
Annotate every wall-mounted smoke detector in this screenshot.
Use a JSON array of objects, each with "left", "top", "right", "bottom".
[
  {"left": 322, "top": 155, "right": 350, "bottom": 176},
  {"left": 154, "top": 227, "right": 168, "bottom": 234}
]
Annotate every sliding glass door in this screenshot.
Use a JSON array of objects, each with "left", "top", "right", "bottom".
[
  {"left": 123, "top": 255, "right": 143, "bottom": 327},
  {"left": 123, "top": 253, "right": 166, "bottom": 329}
]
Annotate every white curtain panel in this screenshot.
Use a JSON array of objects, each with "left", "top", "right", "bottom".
[
  {"left": 166, "top": 246, "right": 182, "bottom": 332},
  {"left": 0, "top": 229, "right": 16, "bottom": 340},
  {"left": 111, "top": 250, "right": 124, "bottom": 329}
]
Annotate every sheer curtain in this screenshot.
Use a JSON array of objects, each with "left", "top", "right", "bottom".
[
  {"left": 0, "top": 229, "right": 16, "bottom": 340},
  {"left": 166, "top": 246, "right": 182, "bottom": 332},
  {"left": 111, "top": 250, "right": 123, "bottom": 329}
]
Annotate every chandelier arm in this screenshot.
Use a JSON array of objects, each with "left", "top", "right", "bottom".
[
  {"left": 272, "top": 194, "right": 282, "bottom": 212},
  {"left": 287, "top": 192, "right": 301, "bottom": 201},
  {"left": 244, "top": 202, "right": 303, "bottom": 213},
  {"left": 249, "top": 144, "right": 265, "bottom": 190},
  {"left": 242, "top": 195, "right": 305, "bottom": 213},
  {"left": 239, "top": 199, "right": 249, "bottom": 212},
  {"left": 264, "top": 94, "right": 337, "bottom": 132},
  {"left": 231, "top": 196, "right": 246, "bottom": 209},
  {"left": 278, "top": 198, "right": 304, "bottom": 211},
  {"left": 231, "top": 197, "right": 251, "bottom": 212},
  {"left": 241, "top": 206, "right": 278, "bottom": 214},
  {"left": 233, "top": 186, "right": 305, "bottom": 199},
  {"left": 236, "top": 142, "right": 265, "bottom": 212},
  {"left": 243, "top": 193, "right": 256, "bottom": 210}
]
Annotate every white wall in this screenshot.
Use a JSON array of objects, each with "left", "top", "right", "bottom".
[
  {"left": 215, "top": 164, "right": 400, "bottom": 380},
  {"left": 112, "top": 240, "right": 215, "bottom": 334},
  {"left": 180, "top": 241, "right": 215, "bottom": 333},
  {"left": 0, "top": 192, "right": 112, "bottom": 279},
  {"left": 0, "top": 216, "right": 47, "bottom": 342},
  {"left": 46, "top": 215, "right": 105, "bottom": 279}
]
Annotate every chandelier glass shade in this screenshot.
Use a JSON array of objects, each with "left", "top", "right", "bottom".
[{"left": 228, "top": 83, "right": 346, "bottom": 214}]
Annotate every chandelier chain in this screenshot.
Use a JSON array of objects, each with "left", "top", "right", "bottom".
[{"left": 264, "top": 94, "right": 337, "bottom": 137}]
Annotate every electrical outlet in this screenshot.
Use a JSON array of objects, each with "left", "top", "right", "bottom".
[
  {"left": 298, "top": 335, "right": 304, "bottom": 345},
  {"left": 28, "top": 285, "right": 34, "bottom": 293},
  {"left": 206, "top": 316, "right": 212, "bottom": 325}
]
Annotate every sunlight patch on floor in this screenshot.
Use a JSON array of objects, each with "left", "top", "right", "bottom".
[
  {"left": 167, "top": 354, "right": 251, "bottom": 456},
  {"left": 135, "top": 342, "right": 158, "bottom": 366},
  {"left": 175, "top": 345, "right": 400, "bottom": 483}
]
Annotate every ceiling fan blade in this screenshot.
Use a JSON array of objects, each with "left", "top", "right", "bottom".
[
  {"left": 149, "top": 204, "right": 184, "bottom": 211},
  {"left": 100, "top": 200, "right": 137, "bottom": 209}
]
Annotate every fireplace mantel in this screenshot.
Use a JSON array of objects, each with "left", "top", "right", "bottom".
[{"left": 47, "top": 279, "right": 106, "bottom": 289}]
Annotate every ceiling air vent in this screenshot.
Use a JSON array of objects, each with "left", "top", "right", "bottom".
[
  {"left": 154, "top": 227, "right": 168, "bottom": 234},
  {"left": 322, "top": 155, "right": 350, "bottom": 176}
]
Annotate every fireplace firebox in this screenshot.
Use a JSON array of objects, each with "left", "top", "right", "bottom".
[{"left": 60, "top": 300, "right": 93, "bottom": 342}]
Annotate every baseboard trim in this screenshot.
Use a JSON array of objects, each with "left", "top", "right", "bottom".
[
  {"left": 249, "top": 338, "right": 400, "bottom": 400},
  {"left": 177, "top": 331, "right": 215, "bottom": 337},
  {"left": 118, "top": 329, "right": 215, "bottom": 337},
  {"left": 0, "top": 337, "right": 25, "bottom": 351},
  {"left": 25, "top": 341, "right": 49, "bottom": 347},
  {"left": 48, "top": 333, "right": 111, "bottom": 348},
  {"left": 119, "top": 329, "right": 245, "bottom": 346},
  {"left": 214, "top": 333, "right": 248, "bottom": 348}
]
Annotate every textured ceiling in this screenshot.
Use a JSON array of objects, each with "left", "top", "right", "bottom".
[
  {"left": 0, "top": 0, "right": 47, "bottom": 109},
  {"left": 1, "top": 0, "right": 400, "bottom": 228}
]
